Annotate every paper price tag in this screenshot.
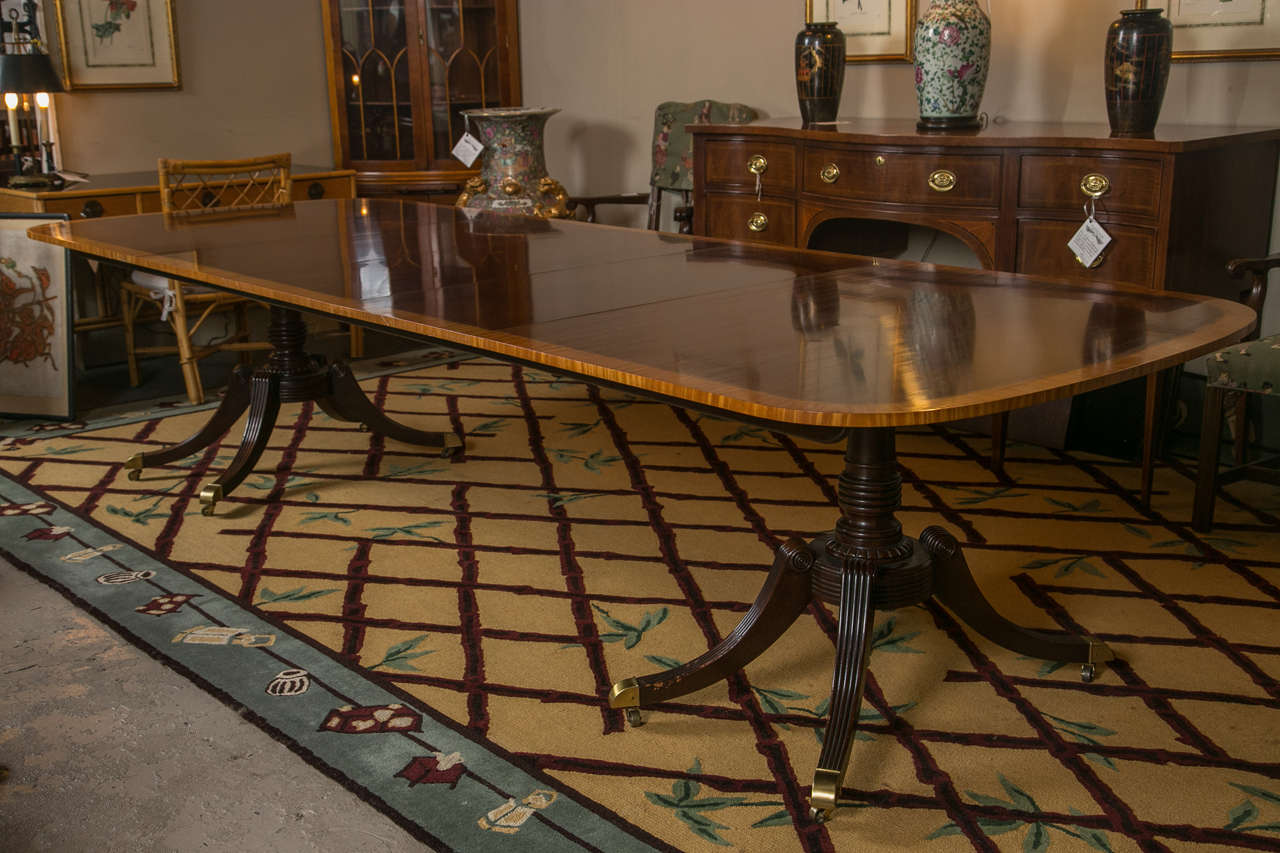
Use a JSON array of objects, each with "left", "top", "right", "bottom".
[
  {"left": 1068, "top": 217, "right": 1112, "bottom": 269},
  {"left": 451, "top": 132, "right": 484, "bottom": 167}
]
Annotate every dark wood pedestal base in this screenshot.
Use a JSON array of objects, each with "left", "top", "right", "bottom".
[
  {"left": 122, "top": 306, "right": 462, "bottom": 515},
  {"left": 608, "top": 427, "right": 1114, "bottom": 822}
]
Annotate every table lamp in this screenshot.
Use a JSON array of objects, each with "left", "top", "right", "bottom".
[{"left": 0, "top": 49, "right": 64, "bottom": 187}]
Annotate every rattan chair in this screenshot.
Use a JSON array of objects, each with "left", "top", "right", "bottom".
[{"left": 119, "top": 154, "right": 294, "bottom": 404}]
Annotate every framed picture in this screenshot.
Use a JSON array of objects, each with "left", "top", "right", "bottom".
[
  {"left": 51, "top": 0, "right": 180, "bottom": 89},
  {"left": 806, "top": 0, "right": 918, "bottom": 63},
  {"left": 0, "top": 213, "right": 75, "bottom": 420},
  {"left": 1136, "top": 0, "right": 1280, "bottom": 61}
]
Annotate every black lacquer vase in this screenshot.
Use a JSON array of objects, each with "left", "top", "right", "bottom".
[
  {"left": 796, "top": 21, "right": 846, "bottom": 126},
  {"left": 1104, "top": 8, "right": 1173, "bottom": 138}
]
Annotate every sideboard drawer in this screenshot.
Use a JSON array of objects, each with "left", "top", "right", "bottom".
[
  {"left": 42, "top": 193, "right": 142, "bottom": 219},
  {"left": 703, "top": 193, "right": 795, "bottom": 245},
  {"left": 803, "top": 147, "right": 1002, "bottom": 207},
  {"left": 704, "top": 140, "right": 798, "bottom": 193},
  {"left": 292, "top": 175, "right": 355, "bottom": 201},
  {"left": 1015, "top": 219, "right": 1156, "bottom": 287},
  {"left": 1018, "top": 155, "right": 1163, "bottom": 216}
]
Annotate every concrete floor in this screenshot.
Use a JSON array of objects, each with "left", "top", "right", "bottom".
[{"left": 0, "top": 558, "right": 433, "bottom": 852}]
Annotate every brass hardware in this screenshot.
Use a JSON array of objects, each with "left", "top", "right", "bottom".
[
  {"left": 747, "top": 212, "right": 769, "bottom": 232},
  {"left": 199, "top": 483, "right": 223, "bottom": 516},
  {"left": 747, "top": 154, "right": 768, "bottom": 175},
  {"left": 123, "top": 452, "right": 144, "bottom": 481},
  {"left": 819, "top": 163, "right": 840, "bottom": 184},
  {"left": 810, "top": 768, "right": 841, "bottom": 821},
  {"left": 609, "top": 678, "right": 641, "bottom": 708},
  {"left": 928, "top": 169, "right": 957, "bottom": 192},
  {"left": 1074, "top": 251, "right": 1106, "bottom": 270},
  {"left": 874, "top": 155, "right": 886, "bottom": 167},
  {"left": 1080, "top": 173, "right": 1111, "bottom": 198}
]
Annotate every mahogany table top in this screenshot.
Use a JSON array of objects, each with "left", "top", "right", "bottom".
[{"left": 28, "top": 199, "right": 1255, "bottom": 430}]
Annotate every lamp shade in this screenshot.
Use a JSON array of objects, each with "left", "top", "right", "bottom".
[{"left": 0, "top": 52, "right": 64, "bottom": 94}]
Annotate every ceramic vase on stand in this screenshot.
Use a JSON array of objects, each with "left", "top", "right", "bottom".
[
  {"left": 1103, "top": 9, "right": 1172, "bottom": 138},
  {"left": 455, "top": 107, "right": 571, "bottom": 219},
  {"left": 913, "top": 0, "right": 991, "bottom": 131},
  {"left": 795, "top": 21, "right": 846, "bottom": 126}
]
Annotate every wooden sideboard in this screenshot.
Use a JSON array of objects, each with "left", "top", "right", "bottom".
[
  {"left": 690, "top": 119, "right": 1280, "bottom": 301},
  {"left": 0, "top": 166, "right": 356, "bottom": 218}
]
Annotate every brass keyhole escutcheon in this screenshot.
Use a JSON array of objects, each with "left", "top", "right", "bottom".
[
  {"left": 747, "top": 155, "right": 768, "bottom": 175},
  {"left": 820, "top": 163, "right": 840, "bottom": 184},
  {"left": 747, "top": 212, "right": 769, "bottom": 232},
  {"left": 928, "top": 169, "right": 957, "bottom": 192},
  {"left": 874, "top": 155, "right": 886, "bottom": 167},
  {"left": 1080, "top": 173, "right": 1111, "bottom": 199}
]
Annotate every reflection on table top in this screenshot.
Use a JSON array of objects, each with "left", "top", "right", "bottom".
[{"left": 27, "top": 199, "right": 1256, "bottom": 429}]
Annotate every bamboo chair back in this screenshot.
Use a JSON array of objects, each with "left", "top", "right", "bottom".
[{"left": 158, "top": 153, "right": 293, "bottom": 216}]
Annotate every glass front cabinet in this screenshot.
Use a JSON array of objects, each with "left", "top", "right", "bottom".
[{"left": 322, "top": 0, "right": 521, "bottom": 197}]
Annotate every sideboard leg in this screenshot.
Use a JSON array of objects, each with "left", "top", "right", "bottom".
[
  {"left": 808, "top": 559, "right": 877, "bottom": 823},
  {"left": 921, "top": 525, "right": 1113, "bottom": 682},
  {"left": 608, "top": 538, "right": 813, "bottom": 714},
  {"left": 124, "top": 365, "right": 253, "bottom": 479},
  {"left": 317, "top": 361, "right": 462, "bottom": 458}
]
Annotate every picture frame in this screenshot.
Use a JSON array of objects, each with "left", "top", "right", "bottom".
[
  {"left": 51, "top": 0, "right": 180, "bottom": 89},
  {"left": 806, "top": 0, "right": 918, "bottom": 63},
  {"left": 0, "top": 213, "right": 75, "bottom": 420},
  {"left": 1135, "top": 0, "right": 1280, "bottom": 62}
]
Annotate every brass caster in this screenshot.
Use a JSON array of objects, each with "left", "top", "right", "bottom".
[
  {"left": 123, "top": 453, "right": 145, "bottom": 480},
  {"left": 199, "top": 483, "right": 223, "bottom": 517},
  {"left": 440, "top": 434, "right": 464, "bottom": 459},
  {"left": 1081, "top": 663, "right": 1096, "bottom": 683},
  {"left": 809, "top": 806, "right": 832, "bottom": 824},
  {"left": 624, "top": 707, "right": 645, "bottom": 728}
]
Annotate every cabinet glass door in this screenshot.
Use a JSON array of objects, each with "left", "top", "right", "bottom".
[
  {"left": 337, "top": 0, "right": 421, "bottom": 165},
  {"left": 423, "top": 0, "right": 505, "bottom": 167}
]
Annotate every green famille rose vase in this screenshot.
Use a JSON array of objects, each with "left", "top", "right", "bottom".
[
  {"left": 455, "top": 107, "right": 571, "bottom": 219},
  {"left": 913, "top": 0, "right": 991, "bottom": 131}
]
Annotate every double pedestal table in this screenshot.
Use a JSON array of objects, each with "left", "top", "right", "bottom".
[{"left": 29, "top": 200, "right": 1255, "bottom": 821}]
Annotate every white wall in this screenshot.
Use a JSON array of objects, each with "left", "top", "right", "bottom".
[{"left": 519, "top": 0, "right": 1280, "bottom": 334}]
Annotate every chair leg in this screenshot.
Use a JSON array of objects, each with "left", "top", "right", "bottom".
[
  {"left": 234, "top": 301, "right": 253, "bottom": 368},
  {"left": 170, "top": 294, "right": 205, "bottom": 405},
  {"left": 1230, "top": 391, "right": 1249, "bottom": 466},
  {"left": 989, "top": 411, "right": 1009, "bottom": 477},
  {"left": 1193, "top": 385, "right": 1226, "bottom": 532},
  {"left": 1139, "top": 373, "right": 1159, "bottom": 509},
  {"left": 121, "top": 290, "right": 142, "bottom": 388}
]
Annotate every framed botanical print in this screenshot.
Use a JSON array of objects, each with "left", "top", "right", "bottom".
[
  {"left": 51, "top": 0, "right": 181, "bottom": 89},
  {"left": 806, "top": 0, "right": 919, "bottom": 62},
  {"left": 1136, "top": 0, "right": 1280, "bottom": 61},
  {"left": 0, "top": 214, "right": 75, "bottom": 419}
]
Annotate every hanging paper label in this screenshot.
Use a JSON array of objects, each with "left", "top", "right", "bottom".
[
  {"left": 1068, "top": 216, "right": 1112, "bottom": 269},
  {"left": 452, "top": 133, "right": 484, "bottom": 167}
]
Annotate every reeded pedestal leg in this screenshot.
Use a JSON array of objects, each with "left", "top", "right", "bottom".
[
  {"left": 317, "top": 362, "right": 461, "bottom": 457},
  {"left": 809, "top": 560, "right": 878, "bottom": 822},
  {"left": 609, "top": 538, "right": 814, "bottom": 724},
  {"left": 199, "top": 372, "right": 281, "bottom": 515},
  {"left": 124, "top": 365, "right": 253, "bottom": 479},
  {"left": 921, "top": 526, "right": 1112, "bottom": 682}
]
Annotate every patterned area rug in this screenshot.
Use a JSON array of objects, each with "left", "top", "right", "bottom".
[{"left": 1, "top": 357, "right": 1277, "bottom": 852}]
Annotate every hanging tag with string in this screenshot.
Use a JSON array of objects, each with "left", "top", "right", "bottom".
[
  {"left": 452, "top": 113, "right": 484, "bottom": 167},
  {"left": 1067, "top": 197, "right": 1111, "bottom": 269}
]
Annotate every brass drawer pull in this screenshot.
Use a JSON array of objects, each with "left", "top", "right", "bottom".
[
  {"left": 1080, "top": 173, "right": 1110, "bottom": 198},
  {"left": 820, "top": 163, "right": 840, "bottom": 184},
  {"left": 747, "top": 154, "right": 768, "bottom": 175},
  {"left": 747, "top": 212, "right": 769, "bottom": 232},
  {"left": 928, "top": 169, "right": 957, "bottom": 192}
]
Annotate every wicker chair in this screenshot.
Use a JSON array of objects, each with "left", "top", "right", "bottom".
[{"left": 1192, "top": 254, "right": 1279, "bottom": 531}]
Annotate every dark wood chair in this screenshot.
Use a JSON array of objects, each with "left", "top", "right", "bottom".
[
  {"left": 1192, "top": 253, "right": 1279, "bottom": 531},
  {"left": 567, "top": 100, "right": 756, "bottom": 232}
]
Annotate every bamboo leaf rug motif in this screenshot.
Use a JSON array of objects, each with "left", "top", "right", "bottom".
[{"left": 1, "top": 357, "right": 1278, "bottom": 852}]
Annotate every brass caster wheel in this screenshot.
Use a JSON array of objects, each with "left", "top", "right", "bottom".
[
  {"left": 199, "top": 484, "right": 223, "bottom": 518},
  {"left": 123, "top": 453, "right": 145, "bottom": 481},
  {"left": 440, "top": 434, "right": 464, "bottom": 459},
  {"left": 201, "top": 503, "right": 216, "bottom": 517},
  {"left": 1081, "top": 663, "right": 1096, "bottom": 683},
  {"left": 624, "top": 707, "right": 645, "bottom": 728},
  {"left": 809, "top": 806, "right": 832, "bottom": 823},
  {"left": 127, "top": 469, "right": 142, "bottom": 481}
]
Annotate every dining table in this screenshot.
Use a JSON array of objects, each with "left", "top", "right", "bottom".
[{"left": 27, "top": 199, "right": 1256, "bottom": 822}]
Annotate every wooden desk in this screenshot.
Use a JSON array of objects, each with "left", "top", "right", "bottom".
[{"left": 28, "top": 201, "right": 1255, "bottom": 823}]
